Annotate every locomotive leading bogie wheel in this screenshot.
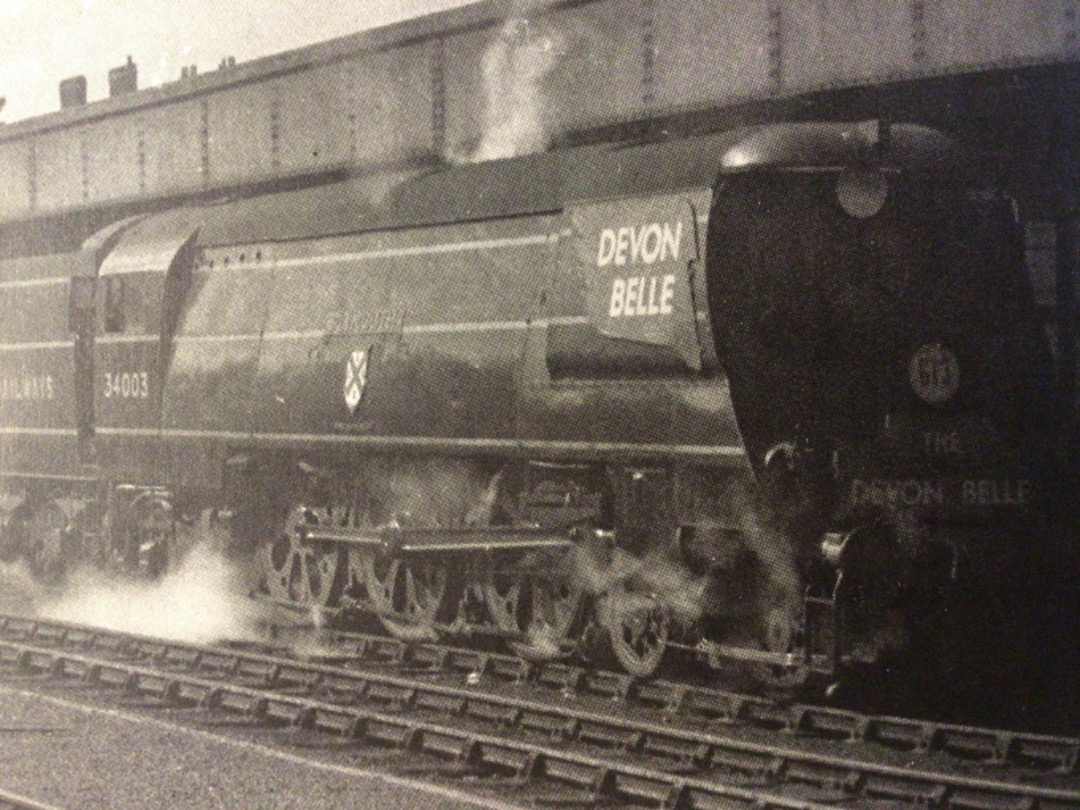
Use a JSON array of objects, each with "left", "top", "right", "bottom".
[
  {"left": 262, "top": 505, "right": 344, "bottom": 609},
  {"left": 749, "top": 607, "right": 810, "bottom": 695},
  {"left": 597, "top": 589, "right": 670, "bottom": 678},
  {"left": 352, "top": 547, "right": 446, "bottom": 642}
]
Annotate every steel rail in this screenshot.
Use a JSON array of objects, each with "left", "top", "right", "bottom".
[
  {"left": 304, "top": 621, "right": 1080, "bottom": 775},
  {"left": 1, "top": 615, "right": 1079, "bottom": 809}
]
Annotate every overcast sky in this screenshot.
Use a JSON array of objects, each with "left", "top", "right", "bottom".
[{"left": 0, "top": 0, "right": 477, "bottom": 122}]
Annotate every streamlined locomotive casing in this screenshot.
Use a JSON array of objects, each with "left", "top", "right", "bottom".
[
  {"left": 705, "top": 123, "right": 1067, "bottom": 700},
  {"left": 157, "top": 133, "right": 757, "bottom": 500}
]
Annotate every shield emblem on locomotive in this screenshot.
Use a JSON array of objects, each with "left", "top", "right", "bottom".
[{"left": 344, "top": 348, "right": 370, "bottom": 413}]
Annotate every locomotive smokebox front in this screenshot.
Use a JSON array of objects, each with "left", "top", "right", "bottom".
[{"left": 704, "top": 122, "right": 1059, "bottom": 679}]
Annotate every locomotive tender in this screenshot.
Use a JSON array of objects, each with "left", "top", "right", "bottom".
[{"left": 0, "top": 119, "right": 1065, "bottom": 695}]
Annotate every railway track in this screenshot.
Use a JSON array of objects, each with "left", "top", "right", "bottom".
[
  {"left": 0, "top": 613, "right": 1078, "bottom": 810},
  {"left": 293, "top": 621, "right": 1080, "bottom": 773}
]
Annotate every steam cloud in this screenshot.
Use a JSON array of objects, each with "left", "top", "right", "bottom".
[
  {"left": 38, "top": 541, "right": 264, "bottom": 645},
  {"left": 0, "top": 559, "right": 41, "bottom": 617},
  {"left": 556, "top": 476, "right": 807, "bottom": 658},
  {"left": 0, "top": 532, "right": 267, "bottom": 646},
  {"left": 463, "top": 1, "right": 565, "bottom": 163}
]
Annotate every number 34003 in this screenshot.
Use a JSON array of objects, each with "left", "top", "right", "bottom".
[{"left": 103, "top": 371, "right": 149, "bottom": 399}]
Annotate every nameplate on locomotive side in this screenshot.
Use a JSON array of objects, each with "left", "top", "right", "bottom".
[{"left": 571, "top": 193, "right": 702, "bottom": 370}]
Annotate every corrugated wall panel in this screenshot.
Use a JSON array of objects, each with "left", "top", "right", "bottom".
[
  {"left": 205, "top": 84, "right": 273, "bottom": 184},
  {"left": 142, "top": 100, "right": 204, "bottom": 197},
  {"left": 274, "top": 62, "right": 356, "bottom": 174},
  {"left": 924, "top": 0, "right": 1067, "bottom": 70},
  {"left": 544, "top": 0, "right": 648, "bottom": 133},
  {"left": 652, "top": 0, "right": 775, "bottom": 112},
  {"left": 34, "top": 128, "right": 83, "bottom": 211},
  {"left": 0, "top": 140, "right": 31, "bottom": 219},
  {"left": 351, "top": 44, "right": 436, "bottom": 166},
  {"left": 86, "top": 114, "right": 142, "bottom": 202},
  {"left": 780, "top": 2, "right": 914, "bottom": 91},
  {"left": 445, "top": 0, "right": 647, "bottom": 159},
  {"left": 443, "top": 26, "right": 489, "bottom": 160}
]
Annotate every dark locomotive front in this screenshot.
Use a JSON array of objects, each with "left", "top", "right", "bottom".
[{"left": 707, "top": 123, "right": 1063, "bottom": 710}]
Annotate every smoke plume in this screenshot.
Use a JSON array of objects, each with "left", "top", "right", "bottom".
[{"left": 464, "top": 3, "right": 565, "bottom": 163}]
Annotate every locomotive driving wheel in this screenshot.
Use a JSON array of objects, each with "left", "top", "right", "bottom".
[
  {"left": 353, "top": 548, "right": 448, "bottom": 642},
  {"left": 482, "top": 552, "right": 581, "bottom": 660},
  {"left": 261, "top": 504, "right": 344, "bottom": 609}
]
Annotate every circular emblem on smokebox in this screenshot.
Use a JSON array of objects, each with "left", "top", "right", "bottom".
[
  {"left": 344, "top": 348, "right": 369, "bottom": 413},
  {"left": 909, "top": 343, "right": 960, "bottom": 404}
]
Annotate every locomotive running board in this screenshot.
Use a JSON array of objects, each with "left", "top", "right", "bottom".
[{"left": 300, "top": 525, "right": 574, "bottom": 556}]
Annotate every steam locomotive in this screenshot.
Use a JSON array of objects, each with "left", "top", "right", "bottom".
[{"left": 0, "top": 119, "right": 1071, "bottom": 712}]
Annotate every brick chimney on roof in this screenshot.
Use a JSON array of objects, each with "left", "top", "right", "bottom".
[{"left": 108, "top": 55, "right": 138, "bottom": 97}]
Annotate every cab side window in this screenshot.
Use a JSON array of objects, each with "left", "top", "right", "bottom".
[
  {"left": 100, "top": 275, "right": 160, "bottom": 335},
  {"left": 103, "top": 276, "right": 125, "bottom": 333}
]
